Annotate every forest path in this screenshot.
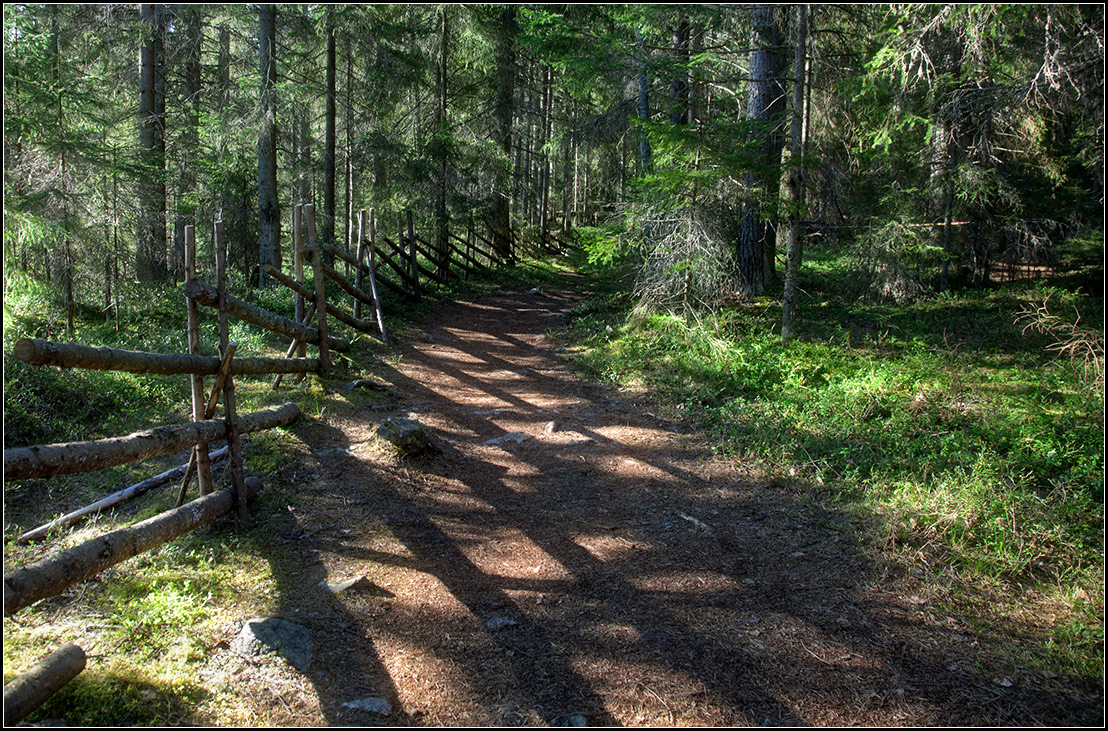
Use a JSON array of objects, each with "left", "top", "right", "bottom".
[{"left": 255, "top": 275, "right": 1099, "bottom": 727}]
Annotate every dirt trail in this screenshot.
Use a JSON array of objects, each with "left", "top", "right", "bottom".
[{"left": 248, "top": 279, "right": 1100, "bottom": 726}]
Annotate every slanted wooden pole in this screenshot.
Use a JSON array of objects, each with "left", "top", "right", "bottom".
[
  {"left": 263, "top": 265, "right": 375, "bottom": 333},
  {"left": 407, "top": 209, "right": 418, "bottom": 296},
  {"left": 184, "top": 225, "right": 214, "bottom": 496},
  {"left": 184, "top": 279, "right": 349, "bottom": 351},
  {"left": 19, "top": 446, "right": 229, "bottom": 542},
  {"left": 2, "top": 643, "right": 86, "bottom": 724},
  {"left": 4, "top": 403, "right": 299, "bottom": 483},
  {"left": 353, "top": 209, "right": 366, "bottom": 320},
  {"left": 176, "top": 343, "right": 236, "bottom": 506},
  {"left": 304, "top": 204, "right": 332, "bottom": 378},
  {"left": 215, "top": 221, "right": 246, "bottom": 515},
  {"left": 364, "top": 209, "right": 388, "bottom": 345}
]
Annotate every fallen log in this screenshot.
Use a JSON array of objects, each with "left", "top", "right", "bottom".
[
  {"left": 17, "top": 446, "right": 230, "bottom": 544},
  {"left": 12, "top": 338, "right": 319, "bottom": 376},
  {"left": 183, "top": 278, "right": 350, "bottom": 352},
  {"left": 4, "top": 478, "right": 262, "bottom": 616},
  {"left": 4, "top": 403, "right": 300, "bottom": 483},
  {"left": 2, "top": 643, "right": 86, "bottom": 723}
]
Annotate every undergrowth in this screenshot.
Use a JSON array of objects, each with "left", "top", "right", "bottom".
[
  {"left": 563, "top": 231, "right": 1104, "bottom": 681},
  {"left": 2, "top": 240, "right": 573, "bottom": 724}
]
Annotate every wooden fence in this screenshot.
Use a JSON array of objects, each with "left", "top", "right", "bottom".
[{"left": 2, "top": 203, "right": 579, "bottom": 720}]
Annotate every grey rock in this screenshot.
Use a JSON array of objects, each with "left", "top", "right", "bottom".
[
  {"left": 485, "top": 616, "right": 517, "bottom": 631},
  {"left": 232, "top": 617, "right": 312, "bottom": 672},
  {"left": 484, "top": 431, "right": 531, "bottom": 446},
  {"left": 377, "top": 417, "right": 432, "bottom": 457},
  {"left": 343, "top": 696, "right": 392, "bottom": 715}
]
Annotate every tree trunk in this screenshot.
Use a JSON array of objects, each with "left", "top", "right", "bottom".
[
  {"left": 324, "top": 12, "right": 337, "bottom": 264},
  {"left": 781, "top": 5, "right": 809, "bottom": 342},
  {"left": 137, "top": 4, "right": 167, "bottom": 282},
  {"left": 636, "top": 30, "right": 652, "bottom": 173},
  {"left": 670, "top": 18, "right": 690, "bottom": 125},
  {"left": 490, "top": 6, "right": 517, "bottom": 261},
  {"left": 736, "top": 4, "right": 788, "bottom": 296},
  {"left": 435, "top": 7, "right": 451, "bottom": 276},
  {"left": 257, "top": 4, "right": 280, "bottom": 286}
]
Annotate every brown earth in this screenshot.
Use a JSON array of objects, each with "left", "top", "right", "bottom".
[{"left": 194, "top": 275, "right": 1101, "bottom": 727}]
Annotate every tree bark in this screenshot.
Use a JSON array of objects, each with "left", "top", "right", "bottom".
[
  {"left": 736, "top": 4, "right": 788, "bottom": 296},
  {"left": 2, "top": 644, "right": 86, "bottom": 723},
  {"left": 781, "top": 5, "right": 809, "bottom": 342},
  {"left": 4, "top": 403, "right": 300, "bottom": 483},
  {"left": 4, "top": 479, "right": 263, "bottom": 616},
  {"left": 257, "top": 4, "right": 280, "bottom": 286}
]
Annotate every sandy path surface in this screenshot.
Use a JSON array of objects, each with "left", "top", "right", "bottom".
[{"left": 246, "top": 281, "right": 1100, "bottom": 726}]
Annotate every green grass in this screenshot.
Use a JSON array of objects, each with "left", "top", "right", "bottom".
[
  {"left": 2, "top": 234, "right": 582, "bottom": 725},
  {"left": 562, "top": 233, "right": 1103, "bottom": 680}
]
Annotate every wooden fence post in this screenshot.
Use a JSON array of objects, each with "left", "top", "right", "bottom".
[
  {"left": 353, "top": 209, "right": 366, "bottom": 320},
  {"left": 406, "top": 209, "right": 418, "bottom": 296},
  {"left": 184, "top": 225, "right": 214, "bottom": 496},
  {"left": 304, "top": 204, "right": 332, "bottom": 378},
  {"left": 215, "top": 221, "right": 247, "bottom": 516},
  {"left": 293, "top": 203, "right": 306, "bottom": 360}
]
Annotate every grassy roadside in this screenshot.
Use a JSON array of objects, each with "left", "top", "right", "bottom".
[
  {"left": 1, "top": 251, "right": 576, "bottom": 725},
  {"left": 2, "top": 237, "right": 1101, "bottom": 722},
  {"left": 555, "top": 230, "right": 1103, "bottom": 683}
]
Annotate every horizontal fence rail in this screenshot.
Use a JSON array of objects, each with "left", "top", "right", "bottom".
[{"left": 3, "top": 403, "right": 300, "bottom": 483}]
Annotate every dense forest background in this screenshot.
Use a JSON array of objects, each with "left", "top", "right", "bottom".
[
  {"left": 3, "top": 7, "right": 1105, "bottom": 722},
  {"left": 4, "top": 4, "right": 1102, "bottom": 323}
]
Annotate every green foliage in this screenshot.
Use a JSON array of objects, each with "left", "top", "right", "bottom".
[{"left": 565, "top": 248, "right": 1104, "bottom": 581}]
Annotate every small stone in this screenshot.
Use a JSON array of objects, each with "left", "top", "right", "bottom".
[
  {"left": 486, "top": 617, "right": 517, "bottom": 631},
  {"left": 343, "top": 696, "right": 392, "bottom": 715},
  {"left": 484, "top": 431, "right": 531, "bottom": 446},
  {"left": 320, "top": 576, "right": 377, "bottom": 594}
]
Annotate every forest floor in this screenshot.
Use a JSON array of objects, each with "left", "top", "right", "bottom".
[{"left": 200, "top": 272, "right": 1101, "bottom": 727}]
